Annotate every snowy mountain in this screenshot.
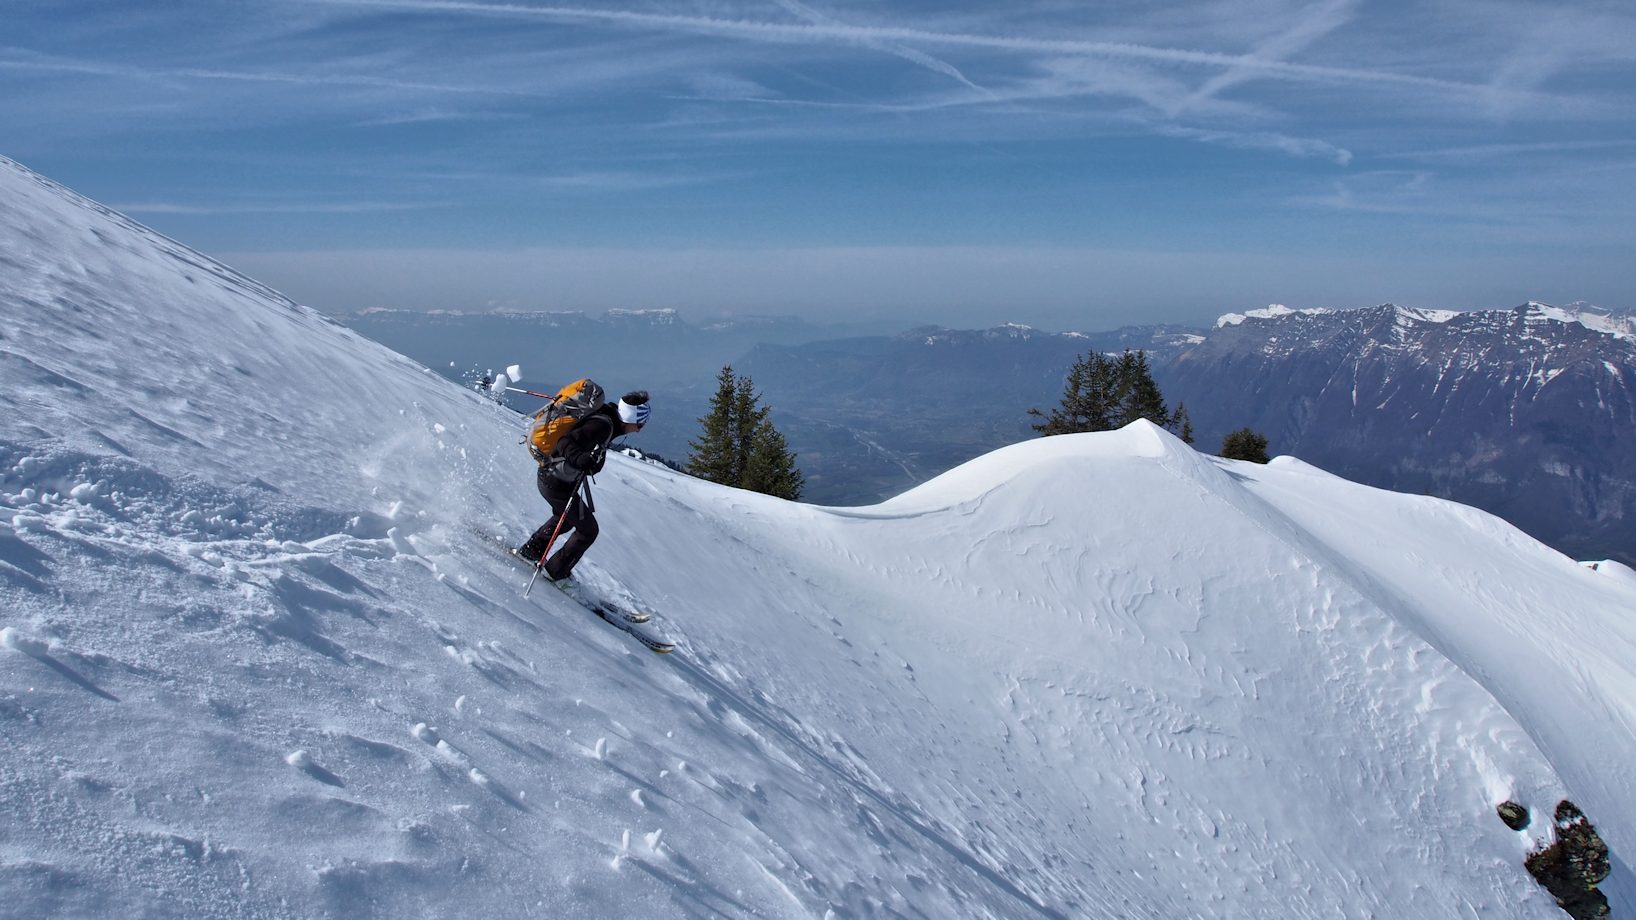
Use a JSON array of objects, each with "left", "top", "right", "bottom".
[
  {"left": 1165, "top": 302, "right": 1636, "bottom": 565},
  {"left": 3, "top": 155, "right": 1634, "bottom": 919},
  {"left": 1555, "top": 302, "right": 1636, "bottom": 341}
]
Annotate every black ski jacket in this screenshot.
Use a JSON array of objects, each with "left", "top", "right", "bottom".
[{"left": 548, "top": 403, "right": 620, "bottom": 484}]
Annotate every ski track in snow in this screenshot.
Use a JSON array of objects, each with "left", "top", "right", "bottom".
[{"left": 2, "top": 153, "right": 1634, "bottom": 918}]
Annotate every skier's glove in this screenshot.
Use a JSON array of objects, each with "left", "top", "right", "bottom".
[{"left": 573, "top": 446, "right": 607, "bottom": 474}]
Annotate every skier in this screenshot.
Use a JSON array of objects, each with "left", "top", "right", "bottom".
[{"left": 516, "top": 390, "right": 651, "bottom": 582}]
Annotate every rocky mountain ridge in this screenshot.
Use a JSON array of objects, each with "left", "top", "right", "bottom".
[{"left": 1166, "top": 301, "right": 1636, "bottom": 564}]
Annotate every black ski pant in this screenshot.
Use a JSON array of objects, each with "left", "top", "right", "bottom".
[{"left": 518, "top": 469, "right": 598, "bottom": 581}]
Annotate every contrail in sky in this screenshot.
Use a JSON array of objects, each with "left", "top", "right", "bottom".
[{"left": 310, "top": 0, "right": 1503, "bottom": 99}]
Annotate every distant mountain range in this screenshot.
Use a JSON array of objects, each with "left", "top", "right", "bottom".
[
  {"left": 339, "top": 302, "right": 1635, "bottom": 564},
  {"left": 1165, "top": 301, "right": 1636, "bottom": 565}
]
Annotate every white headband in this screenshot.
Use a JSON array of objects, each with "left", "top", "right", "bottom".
[{"left": 617, "top": 399, "right": 651, "bottom": 425}]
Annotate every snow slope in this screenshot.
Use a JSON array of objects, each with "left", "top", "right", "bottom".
[{"left": 2, "top": 154, "right": 1633, "bottom": 918}]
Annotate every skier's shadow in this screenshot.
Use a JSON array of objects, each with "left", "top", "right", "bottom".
[
  {"left": 625, "top": 852, "right": 756, "bottom": 916},
  {"left": 13, "top": 646, "right": 120, "bottom": 702}
]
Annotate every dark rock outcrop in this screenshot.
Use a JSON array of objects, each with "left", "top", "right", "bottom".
[{"left": 1512, "top": 800, "right": 1612, "bottom": 920}]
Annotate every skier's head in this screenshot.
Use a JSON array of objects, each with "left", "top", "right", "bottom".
[{"left": 617, "top": 391, "right": 651, "bottom": 432}]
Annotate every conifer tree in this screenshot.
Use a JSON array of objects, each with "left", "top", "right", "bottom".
[
  {"left": 688, "top": 365, "right": 805, "bottom": 499},
  {"left": 687, "top": 366, "right": 738, "bottom": 485},
  {"left": 1172, "top": 402, "right": 1195, "bottom": 445},
  {"left": 742, "top": 417, "right": 805, "bottom": 500},
  {"left": 1220, "top": 428, "right": 1271, "bottom": 463},
  {"left": 731, "top": 375, "right": 768, "bottom": 486},
  {"left": 1114, "top": 349, "right": 1170, "bottom": 429},
  {"left": 1031, "top": 349, "right": 1191, "bottom": 442},
  {"left": 1029, "top": 352, "right": 1117, "bottom": 435}
]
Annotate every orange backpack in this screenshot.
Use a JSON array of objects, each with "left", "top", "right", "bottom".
[{"left": 528, "top": 378, "right": 607, "bottom": 464}]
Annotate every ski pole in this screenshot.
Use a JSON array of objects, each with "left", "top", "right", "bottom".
[
  {"left": 504, "top": 385, "right": 555, "bottom": 399},
  {"left": 523, "top": 473, "right": 584, "bottom": 597},
  {"left": 474, "top": 375, "right": 555, "bottom": 401}
]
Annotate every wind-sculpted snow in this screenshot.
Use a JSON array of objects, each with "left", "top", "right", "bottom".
[{"left": 2, "top": 154, "right": 1633, "bottom": 918}]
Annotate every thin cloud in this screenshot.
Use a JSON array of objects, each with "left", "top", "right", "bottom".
[
  {"left": 309, "top": 0, "right": 1510, "bottom": 100},
  {"left": 685, "top": 70, "right": 782, "bottom": 101},
  {"left": 767, "top": 0, "right": 995, "bottom": 99},
  {"left": 0, "top": 48, "right": 136, "bottom": 80},
  {"left": 114, "top": 200, "right": 437, "bottom": 215},
  {"left": 355, "top": 108, "right": 530, "bottom": 126},
  {"left": 1285, "top": 169, "right": 1610, "bottom": 223},
  {"left": 1019, "top": 55, "right": 1270, "bottom": 121},
  {"left": 1473, "top": 6, "right": 1636, "bottom": 117},
  {"left": 0, "top": 46, "right": 553, "bottom": 98},
  {"left": 675, "top": 54, "right": 1269, "bottom": 123},
  {"left": 1394, "top": 139, "right": 1636, "bottom": 163},
  {"left": 534, "top": 170, "right": 749, "bottom": 191},
  {"left": 1173, "top": 0, "right": 1361, "bottom": 114},
  {"left": 1157, "top": 124, "right": 1353, "bottom": 165},
  {"left": 665, "top": 93, "right": 909, "bottom": 113},
  {"left": 170, "top": 66, "right": 550, "bottom": 98}
]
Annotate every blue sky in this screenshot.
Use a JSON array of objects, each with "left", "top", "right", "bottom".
[{"left": 4, "top": 0, "right": 1634, "bottom": 328}]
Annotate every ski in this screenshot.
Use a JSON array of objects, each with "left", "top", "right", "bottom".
[
  {"left": 471, "top": 530, "right": 672, "bottom": 653},
  {"left": 548, "top": 578, "right": 651, "bottom": 624},
  {"left": 551, "top": 580, "right": 673, "bottom": 654},
  {"left": 590, "top": 605, "right": 674, "bottom": 654}
]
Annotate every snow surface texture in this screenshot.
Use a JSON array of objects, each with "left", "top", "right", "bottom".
[{"left": 2, "top": 153, "right": 1634, "bottom": 919}]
